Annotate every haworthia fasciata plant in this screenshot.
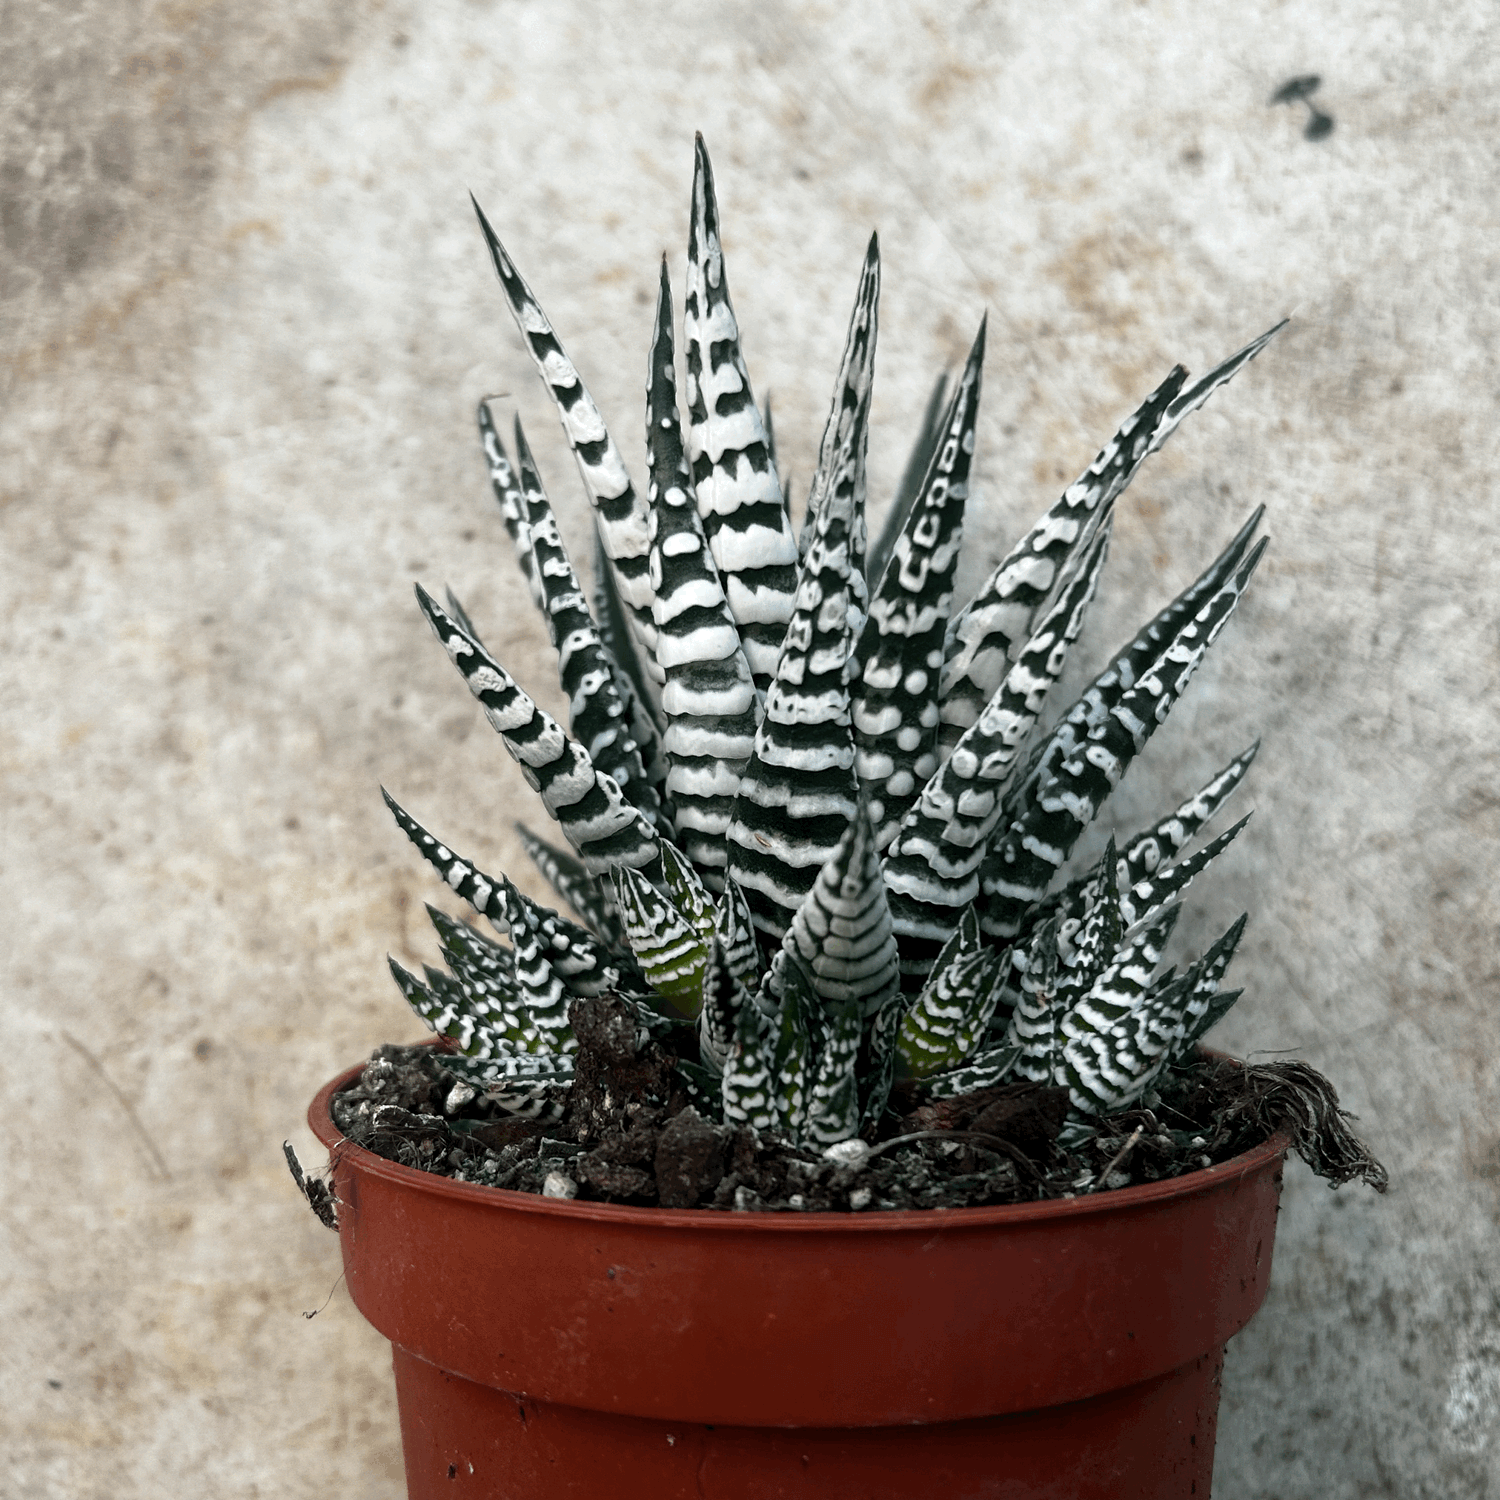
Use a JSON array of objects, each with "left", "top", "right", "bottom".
[{"left": 379, "top": 142, "right": 1280, "bottom": 1144}]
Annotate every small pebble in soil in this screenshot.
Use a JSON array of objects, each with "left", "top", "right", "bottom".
[
  {"left": 823, "top": 1139, "right": 871, "bottom": 1167},
  {"left": 542, "top": 1172, "right": 578, "bottom": 1200}
]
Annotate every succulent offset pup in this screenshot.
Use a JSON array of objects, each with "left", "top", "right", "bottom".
[{"left": 383, "top": 136, "right": 1282, "bottom": 1157}]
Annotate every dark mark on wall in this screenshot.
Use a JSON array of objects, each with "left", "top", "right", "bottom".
[{"left": 1271, "top": 74, "right": 1334, "bottom": 141}]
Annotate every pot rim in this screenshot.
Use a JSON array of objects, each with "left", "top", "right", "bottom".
[{"left": 308, "top": 1051, "right": 1291, "bottom": 1233}]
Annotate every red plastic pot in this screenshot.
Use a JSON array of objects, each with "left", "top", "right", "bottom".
[{"left": 309, "top": 1059, "right": 1289, "bottom": 1499}]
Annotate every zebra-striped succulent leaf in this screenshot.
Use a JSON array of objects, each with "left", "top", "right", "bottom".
[
  {"left": 894, "top": 908, "right": 1005, "bottom": 1079},
  {"left": 712, "top": 876, "right": 763, "bottom": 991},
  {"left": 378, "top": 142, "right": 1276, "bottom": 1144},
  {"left": 645, "top": 260, "right": 758, "bottom": 886},
  {"left": 802, "top": 996, "right": 864, "bottom": 1146},
  {"left": 435, "top": 1052, "right": 574, "bottom": 1121},
  {"left": 684, "top": 135, "right": 800, "bottom": 694},
  {"left": 698, "top": 936, "right": 749, "bottom": 1075},
  {"left": 387, "top": 957, "right": 505, "bottom": 1057},
  {"left": 868, "top": 367, "right": 952, "bottom": 587},
  {"left": 765, "top": 951, "right": 813, "bottom": 1134},
  {"left": 854, "top": 319, "right": 984, "bottom": 851},
  {"left": 720, "top": 985, "right": 779, "bottom": 1132},
  {"left": 513, "top": 823, "right": 624, "bottom": 950},
  {"left": 781, "top": 794, "right": 900, "bottom": 1020},
  {"left": 412, "top": 586, "right": 662, "bottom": 880},
  {"left": 611, "top": 861, "right": 708, "bottom": 1016},
  {"left": 1061, "top": 913, "right": 1248, "bottom": 1124}
]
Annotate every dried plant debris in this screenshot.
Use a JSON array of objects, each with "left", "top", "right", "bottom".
[
  {"left": 283, "top": 1141, "right": 339, "bottom": 1230},
  {"left": 329, "top": 1000, "right": 1385, "bottom": 1212}
]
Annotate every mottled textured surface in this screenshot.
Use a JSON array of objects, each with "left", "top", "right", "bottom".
[{"left": 3, "top": 3, "right": 1497, "bottom": 1496}]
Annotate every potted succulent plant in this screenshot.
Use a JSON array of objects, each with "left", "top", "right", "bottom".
[{"left": 293, "top": 138, "right": 1384, "bottom": 1499}]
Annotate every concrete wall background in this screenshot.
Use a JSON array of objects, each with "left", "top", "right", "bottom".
[{"left": 3, "top": 2, "right": 1497, "bottom": 1495}]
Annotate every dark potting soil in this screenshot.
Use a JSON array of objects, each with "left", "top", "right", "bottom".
[{"left": 323, "top": 995, "right": 1387, "bottom": 1215}]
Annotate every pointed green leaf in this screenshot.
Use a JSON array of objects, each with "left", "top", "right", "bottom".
[
  {"left": 882, "top": 519, "right": 1110, "bottom": 981},
  {"left": 1005, "top": 914, "right": 1064, "bottom": 1083},
  {"left": 941, "top": 324, "right": 1282, "bottom": 748},
  {"left": 477, "top": 401, "right": 545, "bottom": 615},
  {"left": 894, "top": 907, "right": 1002, "bottom": 1078},
  {"left": 724, "top": 368, "right": 864, "bottom": 940},
  {"left": 799, "top": 231, "right": 881, "bottom": 641},
  {"left": 509, "top": 416, "right": 663, "bottom": 824},
  {"left": 611, "top": 863, "right": 708, "bottom": 1017},
  {"left": 513, "top": 822, "right": 625, "bottom": 951},
  {"left": 699, "top": 936, "right": 751, "bottom": 1075},
  {"left": 1063, "top": 915, "right": 1248, "bottom": 1116}
]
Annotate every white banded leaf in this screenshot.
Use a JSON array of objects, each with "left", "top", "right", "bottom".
[
  {"left": 477, "top": 400, "right": 544, "bottom": 614},
  {"left": 592, "top": 530, "right": 667, "bottom": 734},
  {"left": 882, "top": 520, "right": 1110, "bottom": 978},
  {"left": 509, "top": 416, "right": 662, "bottom": 824},
  {"left": 470, "top": 196, "right": 662, "bottom": 680},
  {"left": 1180, "top": 987, "right": 1245, "bottom": 1056},
  {"left": 868, "top": 367, "right": 952, "bottom": 587},
  {"left": 894, "top": 907, "right": 1003, "bottom": 1079},
  {"left": 997, "top": 510, "right": 1263, "bottom": 855},
  {"left": 646, "top": 257, "right": 758, "bottom": 883},
  {"left": 423, "top": 908, "right": 546, "bottom": 1053},
  {"left": 1005, "top": 914, "right": 1064, "bottom": 1083},
  {"left": 802, "top": 999, "right": 863, "bottom": 1146},
  {"left": 799, "top": 231, "right": 881, "bottom": 646},
  {"left": 723, "top": 380, "right": 863, "bottom": 940},
  {"left": 660, "top": 839, "right": 716, "bottom": 945},
  {"left": 711, "top": 876, "right": 762, "bottom": 992},
  {"left": 427, "top": 904, "right": 514, "bottom": 989},
  {"left": 413, "top": 585, "right": 661, "bottom": 879},
  {"left": 611, "top": 863, "right": 708, "bottom": 1016},
  {"left": 783, "top": 796, "right": 900, "bottom": 1020},
  {"left": 1120, "top": 743, "right": 1259, "bottom": 889},
  {"left": 1061, "top": 904, "right": 1180, "bottom": 1045},
  {"left": 939, "top": 375, "right": 1180, "bottom": 749},
  {"left": 699, "top": 936, "right": 750, "bottom": 1076},
  {"left": 922, "top": 1043, "right": 1025, "bottom": 1101},
  {"left": 485, "top": 877, "right": 575, "bottom": 1049},
  {"left": 1169, "top": 914, "right": 1250, "bottom": 1060},
  {"left": 684, "top": 135, "right": 800, "bottom": 692},
  {"left": 1021, "top": 744, "right": 1259, "bottom": 942},
  {"left": 854, "top": 320, "right": 984, "bottom": 849},
  {"left": 1118, "top": 814, "right": 1251, "bottom": 930},
  {"left": 387, "top": 957, "right": 518, "bottom": 1058},
  {"left": 940, "top": 325, "right": 1282, "bottom": 748},
  {"left": 383, "top": 792, "right": 618, "bottom": 1000},
  {"left": 1063, "top": 914, "right": 1247, "bottom": 1116},
  {"left": 514, "top": 822, "right": 624, "bottom": 951},
  {"left": 979, "top": 532, "right": 1267, "bottom": 940},
  {"left": 1052, "top": 840, "right": 1123, "bottom": 1012},
  {"left": 766, "top": 950, "right": 813, "bottom": 1138},
  {"left": 720, "top": 990, "right": 779, "bottom": 1132},
  {"left": 437, "top": 1051, "right": 575, "bottom": 1119}
]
